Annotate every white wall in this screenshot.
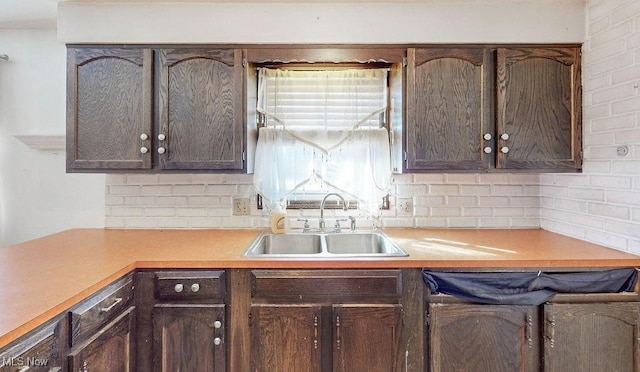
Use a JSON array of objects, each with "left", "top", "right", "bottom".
[
  {"left": 540, "top": 0, "right": 640, "bottom": 254},
  {"left": 0, "top": 30, "right": 105, "bottom": 247},
  {"left": 58, "top": 2, "right": 585, "bottom": 44}
]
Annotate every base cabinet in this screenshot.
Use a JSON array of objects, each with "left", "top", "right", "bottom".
[
  {"left": 0, "top": 316, "right": 66, "bottom": 372},
  {"left": 248, "top": 270, "right": 406, "bottom": 372},
  {"left": 68, "top": 307, "right": 136, "bottom": 372},
  {"left": 153, "top": 304, "right": 225, "bottom": 372},
  {"left": 250, "top": 304, "right": 322, "bottom": 372},
  {"left": 332, "top": 304, "right": 402, "bottom": 372},
  {"left": 543, "top": 302, "right": 640, "bottom": 372},
  {"left": 427, "top": 303, "right": 539, "bottom": 372}
]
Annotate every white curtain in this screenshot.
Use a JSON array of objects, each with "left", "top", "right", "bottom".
[{"left": 253, "top": 68, "right": 392, "bottom": 216}]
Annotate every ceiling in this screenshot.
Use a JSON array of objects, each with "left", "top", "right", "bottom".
[{"left": 1, "top": 0, "right": 586, "bottom": 30}]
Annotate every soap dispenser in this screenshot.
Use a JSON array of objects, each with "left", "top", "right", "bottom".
[{"left": 270, "top": 201, "right": 287, "bottom": 234}]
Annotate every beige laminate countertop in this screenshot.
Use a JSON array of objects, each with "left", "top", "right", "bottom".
[{"left": 1, "top": 227, "right": 639, "bottom": 348}]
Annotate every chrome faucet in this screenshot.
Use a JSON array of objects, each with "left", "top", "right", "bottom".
[{"left": 319, "top": 193, "right": 347, "bottom": 232}]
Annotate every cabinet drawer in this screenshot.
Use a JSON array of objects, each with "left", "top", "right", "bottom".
[
  {"left": 155, "top": 270, "right": 226, "bottom": 301},
  {"left": 0, "top": 315, "right": 65, "bottom": 372},
  {"left": 70, "top": 274, "right": 134, "bottom": 346},
  {"left": 251, "top": 269, "right": 402, "bottom": 301}
]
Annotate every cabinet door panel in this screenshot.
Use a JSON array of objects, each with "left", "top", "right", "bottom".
[
  {"left": 67, "top": 48, "right": 153, "bottom": 171},
  {"left": 496, "top": 47, "right": 581, "bottom": 170},
  {"left": 544, "top": 302, "right": 640, "bottom": 372},
  {"left": 158, "top": 49, "right": 244, "bottom": 170},
  {"left": 250, "top": 304, "right": 321, "bottom": 372},
  {"left": 68, "top": 306, "right": 136, "bottom": 372},
  {"left": 153, "top": 304, "right": 225, "bottom": 372},
  {"left": 428, "top": 303, "right": 538, "bottom": 372},
  {"left": 406, "top": 48, "right": 492, "bottom": 171},
  {"left": 333, "top": 304, "right": 403, "bottom": 372}
]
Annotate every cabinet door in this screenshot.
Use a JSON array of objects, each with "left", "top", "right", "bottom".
[
  {"left": 544, "top": 302, "right": 640, "bottom": 372},
  {"left": 428, "top": 303, "right": 539, "bottom": 372},
  {"left": 496, "top": 47, "right": 582, "bottom": 170},
  {"left": 333, "top": 304, "right": 403, "bottom": 372},
  {"left": 153, "top": 304, "right": 225, "bottom": 372},
  {"left": 0, "top": 316, "right": 65, "bottom": 372},
  {"left": 406, "top": 48, "right": 492, "bottom": 171},
  {"left": 68, "top": 306, "right": 136, "bottom": 372},
  {"left": 250, "top": 304, "right": 322, "bottom": 372},
  {"left": 158, "top": 48, "right": 244, "bottom": 170},
  {"left": 67, "top": 48, "right": 153, "bottom": 171}
]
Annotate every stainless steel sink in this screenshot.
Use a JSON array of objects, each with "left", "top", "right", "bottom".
[{"left": 243, "top": 231, "right": 409, "bottom": 258}]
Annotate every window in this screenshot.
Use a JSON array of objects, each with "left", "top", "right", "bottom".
[{"left": 253, "top": 66, "right": 392, "bottom": 216}]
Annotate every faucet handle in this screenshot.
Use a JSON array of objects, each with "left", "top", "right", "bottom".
[
  {"left": 297, "top": 218, "right": 310, "bottom": 232},
  {"left": 334, "top": 219, "right": 348, "bottom": 233}
]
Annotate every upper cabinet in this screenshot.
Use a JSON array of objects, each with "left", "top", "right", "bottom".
[
  {"left": 158, "top": 49, "right": 244, "bottom": 171},
  {"left": 406, "top": 48, "right": 493, "bottom": 171},
  {"left": 66, "top": 48, "right": 153, "bottom": 171},
  {"left": 66, "top": 47, "right": 245, "bottom": 173},
  {"left": 405, "top": 46, "right": 582, "bottom": 173},
  {"left": 496, "top": 47, "right": 582, "bottom": 170}
]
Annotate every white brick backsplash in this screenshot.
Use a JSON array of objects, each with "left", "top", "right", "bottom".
[
  {"left": 589, "top": 175, "right": 632, "bottom": 189},
  {"left": 589, "top": 20, "right": 634, "bottom": 49},
  {"left": 588, "top": 202, "right": 630, "bottom": 219},
  {"left": 542, "top": 0, "right": 640, "bottom": 253}
]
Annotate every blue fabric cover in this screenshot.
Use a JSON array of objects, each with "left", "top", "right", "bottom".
[{"left": 423, "top": 268, "right": 637, "bottom": 305}]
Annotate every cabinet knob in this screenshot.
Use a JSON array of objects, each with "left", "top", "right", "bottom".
[
  {"left": 158, "top": 134, "right": 166, "bottom": 141},
  {"left": 190, "top": 283, "right": 200, "bottom": 292},
  {"left": 174, "top": 283, "right": 184, "bottom": 293},
  {"left": 500, "top": 133, "right": 510, "bottom": 141},
  {"left": 500, "top": 146, "right": 510, "bottom": 154},
  {"left": 214, "top": 320, "right": 222, "bottom": 329},
  {"left": 140, "top": 133, "right": 149, "bottom": 141},
  {"left": 158, "top": 147, "right": 166, "bottom": 155},
  {"left": 214, "top": 337, "right": 222, "bottom": 346},
  {"left": 140, "top": 146, "right": 149, "bottom": 154},
  {"left": 483, "top": 146, "right": 492, "bottom": 154},
  {"left": 483, "top": 133, "right": 492, "bottom": 140}
]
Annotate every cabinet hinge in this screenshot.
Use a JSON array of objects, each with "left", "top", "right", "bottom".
[
  {"left": 403, "top": 57, "right": 408, "bottom": 67},
  {"left": 242, "top": 58, "right": 247, "bottom": 68},
  {"left": 242, "top": 151, "right": 246, "bottom": 162},
  {"left": 404, "top": 151, "right": 408, "bottom": 163},
  {"left": 424, "top": 310, "right": 430, "bottom": 327}
]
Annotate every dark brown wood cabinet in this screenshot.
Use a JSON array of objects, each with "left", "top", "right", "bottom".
[
  {"left": 66, "top": 47, "right": 245, "bottom": 172},
  {"left": 68, "top": 306, "right": 136, "bottom": 372},
  {"left": 66, "top": 47, "right": 153, "bottom": 171},
  {"left": 153, "top": 304, "right": 225, "bottom": 371},
  {"left": 427, "top": 303, "right": 539, "bottom": 372},
  {"left": 332, "top": 304, "right": 403, "bottom": 372},
  {"left": 248, "top": 270, "right": 406, "bottom": 372},
  {"left": 157, "top": 48, "right": 245, "bottom": 171},
  {"left": 0, "top": 316, "right": 66, "bottom": 372},
  {"left": 543, "top": 302, "right": 640, "bottom": 372},
  {"left": 405, "top": 46, "right": 581, "bottom": 172},
  {"left": 496, "top": 47, "right": 582, "bottom": 171},
  {"left": 250, "top": 304, "right": 322, "bottom": 372},
  {"left": 68, "top": 273, "right": 136, "bottom": 372},
  {"left": 135, "top": 270, "right": 227, "bottom": 372},
  {"left": 406, "top": 48, "right": 493, "bottom": 171}
]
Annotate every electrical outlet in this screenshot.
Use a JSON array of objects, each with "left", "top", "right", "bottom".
[
  {"left": 397, "top": 199, "right": 413, "bottom": 216},
  {"left": 233, "top": 197, "right": 251, "bottom": 216}
]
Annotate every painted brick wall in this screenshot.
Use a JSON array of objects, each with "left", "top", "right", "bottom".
[
  {"left": 540, "top": 0, "right": 640, "bottom": 253},
  {"left": 105, "top": 173, "right": 540, "bottom": 230}
]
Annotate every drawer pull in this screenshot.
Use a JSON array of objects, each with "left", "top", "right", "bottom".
[
  {"left": 191, "top": 283, "right": 200, "bottom": 293},
  {"left": 174, "top": 284, "right": 184, "bottom": 293},
  {"left": 100, "top": 297, "right": 123, "bottom": 313}
]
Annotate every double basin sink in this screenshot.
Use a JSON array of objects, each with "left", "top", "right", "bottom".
[{"left": 243, "top": 230, "right": 409, "bottom": 258}]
